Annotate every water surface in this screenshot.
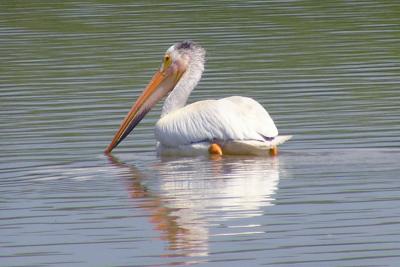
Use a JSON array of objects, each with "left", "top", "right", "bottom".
[{"left": 1, "top": 1, "right": 400, "bottom": 266}]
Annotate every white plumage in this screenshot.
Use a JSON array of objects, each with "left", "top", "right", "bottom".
[{"left": 156, "top": 96, "right": 277, "bottom": 147}]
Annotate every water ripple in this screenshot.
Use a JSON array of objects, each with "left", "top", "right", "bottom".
[{"left": 1, "top": 1, "right": 400, "bottom": 266}]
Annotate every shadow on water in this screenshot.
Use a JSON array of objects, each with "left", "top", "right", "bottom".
[{"left": 106, "top": 153, "right": 282, "bottom": 259}]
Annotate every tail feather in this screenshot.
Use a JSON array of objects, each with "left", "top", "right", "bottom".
[
  {"left": 270, "top": 135, "right": 292, "bottom": 147},
  {"left": 222, "top": 135, "right": 292, "bottom": 156}
]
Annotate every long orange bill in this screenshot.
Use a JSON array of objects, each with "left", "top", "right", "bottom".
[{"left": 105, "top": 62, "right": 185, "bottom": 153}]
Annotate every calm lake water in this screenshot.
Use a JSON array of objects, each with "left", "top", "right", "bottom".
[{"left": 1, "top": 1, "right": 400, "bottom": 266}]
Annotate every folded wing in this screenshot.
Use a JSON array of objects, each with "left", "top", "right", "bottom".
[{"left": 155, "top": 96, "right": 279, "bottom": 147}]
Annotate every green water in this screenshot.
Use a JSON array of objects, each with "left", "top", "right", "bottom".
[{"left": 1, "top": 1, "right": 400, "bottom": 266}]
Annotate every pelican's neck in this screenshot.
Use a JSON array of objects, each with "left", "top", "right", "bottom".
[{"left": 161, "top": 61, "right": 204, "bottom": 117}]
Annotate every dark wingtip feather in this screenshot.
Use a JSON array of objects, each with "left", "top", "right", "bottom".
[{"left": 259, "top": 133, "right": 275, "bottom": 141}]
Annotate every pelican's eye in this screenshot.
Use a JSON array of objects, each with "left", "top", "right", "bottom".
[{"left": 164, "top": 55, "right": 172, "bottom": 67}]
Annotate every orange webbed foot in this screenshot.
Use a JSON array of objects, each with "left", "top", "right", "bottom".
[
  {"left": 208, "top": 143, "right": 223, "bottom": 156},
  {"left": 269, "top": 146, "right": 278, "bottom": 156}
]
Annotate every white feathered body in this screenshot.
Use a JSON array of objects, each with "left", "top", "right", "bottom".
[{"left": 155, "top": 96, "right": 291, "bottom": 156}]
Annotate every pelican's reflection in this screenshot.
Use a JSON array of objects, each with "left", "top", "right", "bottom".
[{"left": 108, "top": 155, "right": 282, "bottom": 257}]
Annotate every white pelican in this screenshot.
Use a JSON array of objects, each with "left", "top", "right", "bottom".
[{"left": 105, "top": 41, "right": 291, "bottom": 156}]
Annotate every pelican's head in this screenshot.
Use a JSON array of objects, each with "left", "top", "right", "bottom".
[
  {"left": 164, "top": 41, "right": 205, "bottom": 75},
  {"left": 105, "top": 41, "right": 205, "bottom": 153}
]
